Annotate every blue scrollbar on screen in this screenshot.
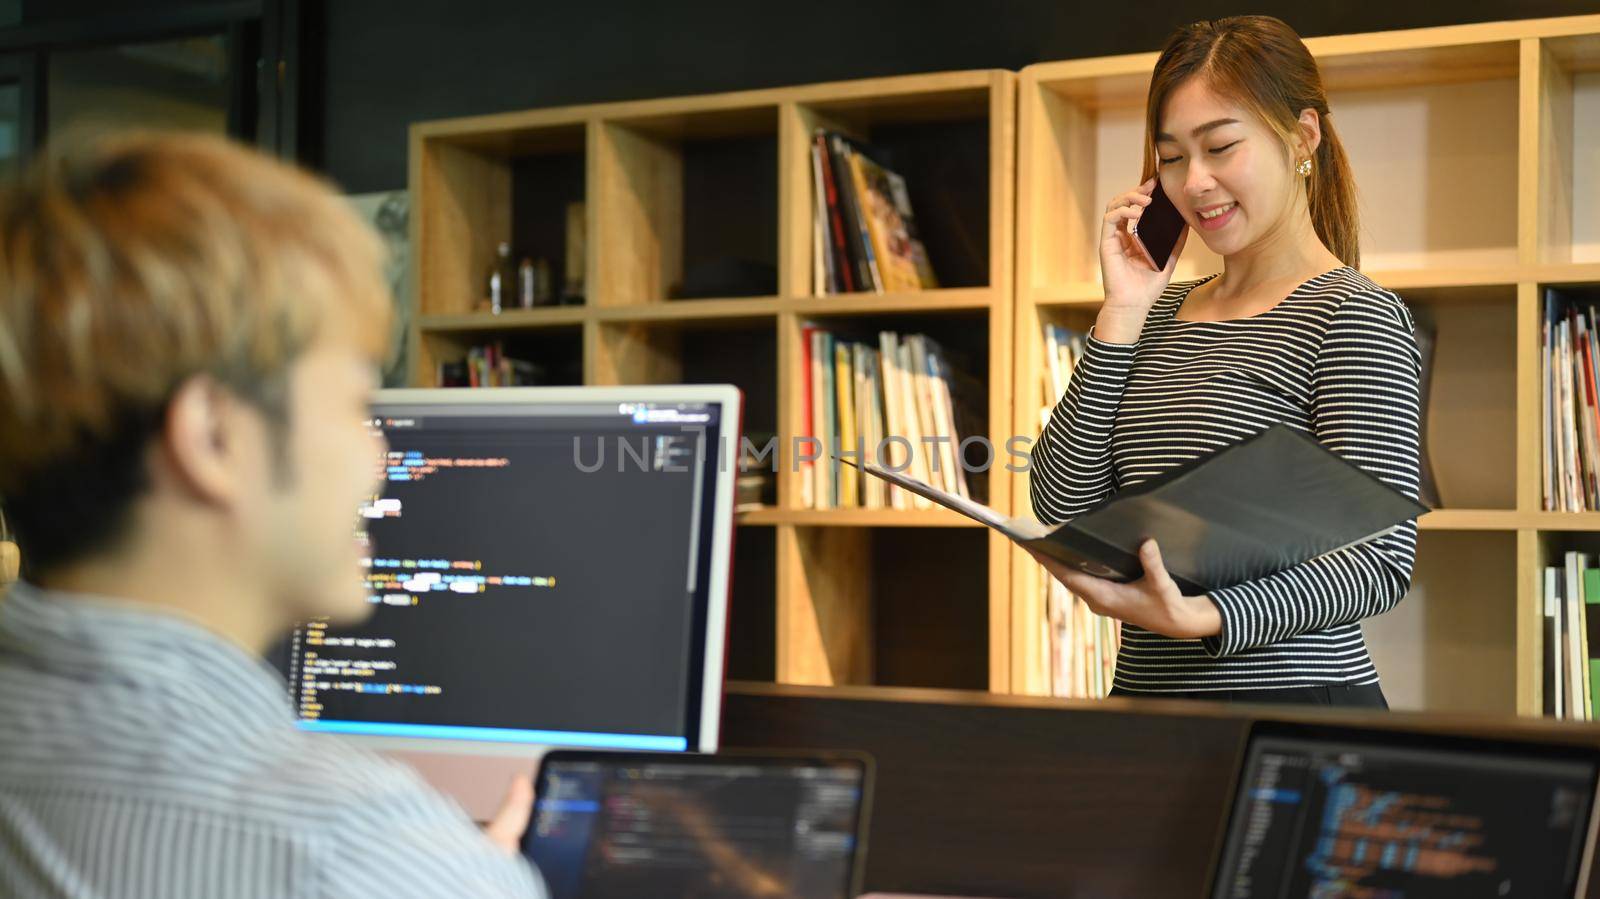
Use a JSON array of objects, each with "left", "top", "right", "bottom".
[{"left": 298, "top": 719, "right": 688, "bottom": 751}]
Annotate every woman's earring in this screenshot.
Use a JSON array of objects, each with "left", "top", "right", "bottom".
[{"left": 1297, "top": 158, "right": 1312, "bottom": 177}]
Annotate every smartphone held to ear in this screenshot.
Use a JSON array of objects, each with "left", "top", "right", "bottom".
[{"left": 1126, "top": 181, "right": 1186, "bottom": 271}]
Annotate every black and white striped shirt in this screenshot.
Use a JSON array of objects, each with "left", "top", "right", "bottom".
[
  {"left": 1030, "top": 266, "right": 1423, "bottom": 692},
  {"left": 0, "top": 583, "right": 546, "bottom": 898}
]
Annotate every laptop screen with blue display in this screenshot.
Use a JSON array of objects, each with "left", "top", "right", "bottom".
[
  {"left": 524, "top": 751, "right": 871, "bottom": 899},
  {"left": 1209, "top": 721, "right": 1600, "bottom": 898}
]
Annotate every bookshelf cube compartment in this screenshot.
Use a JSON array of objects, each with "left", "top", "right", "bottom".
[
  {"left": 1530, "top": 529, "right": 1600, "bottom": 718},
  {"left": 1400, "top": 289, "right": 1518, "bottom": 511},
  {"left": 798, "top": 86, "right": 996, "bottom": 295},
  {"left": 1539, "top": 36, "right": 1600, "bottom": 266},
  {"left": 792, "top": 309, "right": 994, "bottom": 509},
  {"left": 1021, "top": 305, "right": 1099, "bottom": 441},
  {"left": 593, "top": 317, "right": 779, "bottom": 492},
  {"left": 1020, "top": 293, "right": 1513, "bottom": 511},
  {"left": 512, "top": 150, "right": 587, "bottom": 308},
  {"left": 1329, "top": 79, "right": 1518, "bottom": 274},
  {"left": 417, "top": 324, "right": 583, "bottom": 388},
  {"left": 1536, "top": 281, "right": 1600, "bottom": 514},
  {"left": 594, "top": 107, "right": 779, "bottom": 305},
  {"left": 1020, "top": 41, "right": 1521, "bottom": 299},
  {"left": 780, "top": 525, "right": 988, "bottom": 689},
  {"left": 1365, "top": 530, "right": 1516, "bottom": 713},
  {"left": 725, "top": 525, "right": 777, "bottom": 683},
  {"left": 415, "top": 122, "right": 588, "bottom": 318}
]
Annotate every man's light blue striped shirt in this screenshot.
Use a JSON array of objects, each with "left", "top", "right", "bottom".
[{"left": 0, "top": 583, "right": 546, "bottom": 898}]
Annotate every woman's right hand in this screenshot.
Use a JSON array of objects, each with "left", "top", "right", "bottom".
[{"left": 1098, "top": 179, "right": 1187, "bottom": 336}]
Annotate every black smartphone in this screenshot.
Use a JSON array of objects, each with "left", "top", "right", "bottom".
[{"left": 1126, "top": 179, "right": 1186, "bottom": 271}]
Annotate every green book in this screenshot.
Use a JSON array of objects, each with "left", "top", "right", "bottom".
[
  {"left": 1590, "top": 659, "right": 1600, "bottom": 719},
  {"left": 1585, "top": 568, "right": 1599, "bottom": 719}
]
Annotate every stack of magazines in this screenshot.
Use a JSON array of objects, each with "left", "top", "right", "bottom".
[
  {"left": 1544, "top": 288, "right": 1600, "bottom": 511},
  {"left": 810, "top": 130, "right": 938, "bottom": 295},
  {"left": 800, "top": 328, "right": 975, "bottom": 510},
  {"left": 1039, "top": 321, "right": 1117, "bottom": 697}
]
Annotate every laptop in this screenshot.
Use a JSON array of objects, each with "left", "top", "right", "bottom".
[
  {"left": 523, "top": 750, "right": 873, "bottom": 899},
  {"left": 1206, "top": 720, "right": 1600, "bottom": 898}
]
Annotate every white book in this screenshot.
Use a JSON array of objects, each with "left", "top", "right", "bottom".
[
  {"left": 1064, "top": 332, "right": 1084, "bottom": 392},
  {"left": 1575, "top": 324, "right": 1586, "bottom": 511},
  {"left": 1548, "top": 567, "right": 1564, "bottom": 718},
  {"left": 877, "top": 332, "right": 908, "bottom": 510},
  {"left": 1559, "top": 325, "right": 1569, "bottom": 510},
  {"left": 1567, "top": 552, "right": 1586, "bottom": 719},
  {"left": 809, "top": 142, "right": 831, "bottom": 295},
  {"left": 906, "top": 336, "right": 948, "bottom": 493},
  {"left": 852, "top": 343, "right": 871, "bottom": 508},
  {"left": 1046, "top": 579, "right": 1063, "bottom": 697},
  {"left": 1043, "top": 323, "right": 1064, "bottom": 410},
  {"left": 809, "top": 330, "right": 832, "bottom": 510},
  {"left": 894, "top": 339, "right": 934, "bottom": 508},
  {"left": 1544, "top": 309, "right": 1555, "bottom": 510},
  {"left": 870, "top": 350, "right": 890, "bottom": 508},
  {"left": 1561, "top": 324, "right": 1574, "bottom": 511},
  {"left": 856, "top": 344, "right": 887, "bottom": 509},
  {"left": 922, "top": 338, "right": 951, "bottom": 484},
  {"left": 927, "top": 343, "right": 970, "bottom": 500},
  {"left": 1580, "top": 307, "right": 1593, "bottom": 505},
  {"left": 1577, "top": 315, "right": 1597, "bottom": 509},
  {"left": 1559, "top": 324, "right": 1575, "bottom": 510}
]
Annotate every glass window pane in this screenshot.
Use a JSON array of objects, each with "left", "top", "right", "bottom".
[{"left": 48, "top": 34, "right": 229, "bottom": 139}]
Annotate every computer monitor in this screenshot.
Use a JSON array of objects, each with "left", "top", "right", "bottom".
[
  {"left": 1207, "top": 720, "right": 1600, "bottom": 898},
  {"left": 523, "top": 750, "right": 873, "bottom": 899},
  {"left": 270, "top": 385, "right": 741, "bottom": 816}
]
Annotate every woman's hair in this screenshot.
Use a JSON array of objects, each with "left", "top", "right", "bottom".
[
  {"left": 1143, "top": 15, "right": 1360, "bottom": 268},
  {"left": 0, "top": 131, "right": 392, "bottom": 573}
]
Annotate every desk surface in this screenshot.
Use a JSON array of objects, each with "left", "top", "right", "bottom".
[{"left": 721, "top": 681, "right": 1600, "bottom": 899}]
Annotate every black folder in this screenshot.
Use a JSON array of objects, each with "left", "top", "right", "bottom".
[{"left": 844, "top": 424, "right": 1429, "bottom": 595}]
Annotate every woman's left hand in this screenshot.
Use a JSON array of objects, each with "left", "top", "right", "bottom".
[{"left": 1028, "top": 538, "right": 1223, "bottom": 639}]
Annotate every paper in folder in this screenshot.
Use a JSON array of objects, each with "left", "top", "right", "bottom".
[{"left": 842, "top": 424, "right": 1429, "bottom": 596}]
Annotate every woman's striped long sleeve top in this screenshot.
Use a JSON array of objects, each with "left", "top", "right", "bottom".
[{"left": 1029, "top": 266, "right": 1424, "bottom": 692}]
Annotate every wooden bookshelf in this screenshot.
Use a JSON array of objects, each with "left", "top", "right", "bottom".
[
  {"left": 411, "top": 71, "right": 1017, "bottom": 692},
  {"left": 1014, "top": 14, "right": 1600, "bottom": 715},
  {"left": 410, "top": 14, "right": 1600, "bottom": 710}
]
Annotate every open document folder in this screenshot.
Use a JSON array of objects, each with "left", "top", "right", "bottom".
[{"left": 840, "top": 424, "right": 1430, "bottom": 596}]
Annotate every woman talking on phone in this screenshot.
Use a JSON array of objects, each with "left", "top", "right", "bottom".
[{"left": 1028, "top": 15, "right": 1422, "bottom": 708}]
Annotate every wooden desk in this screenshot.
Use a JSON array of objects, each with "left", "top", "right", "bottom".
[{"left": 721, "top": 682, "right": 1600, "bottom": 898}]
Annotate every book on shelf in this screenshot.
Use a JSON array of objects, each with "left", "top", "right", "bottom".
[
  {"left": 1542, "top": 553, "right": 1600, "bottom": 720},
  {"left": 1543, "top": 288, "right": 1600, "bottom": 512},
  {"left": 1039, "top": 323, "right": 1086, "bottom": 426},
  {"left": 1035, "top": 321, "right": 1116, "bottom": 697},
  {"left": 842, "top": 424, "right": 1428, "bottom": 596},
  {"left": 437, "top": 341, "right": 544, "bottom": 388},
  {"left": 801, "top": 329, "right": 974, "bottom": 510},
  {"left": 810, "top": 129, "right": 938, "bottom": 296},
  {"left": 833, "top": 339, "right": 860, "bottom": 508},
  {"left": 1044, "top": 574, "right": 1120, "bottom": 699}
]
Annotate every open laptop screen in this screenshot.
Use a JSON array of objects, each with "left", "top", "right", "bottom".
[
  {"left": 524, "top": 751, "right": 872, "bottom": 899},
  {"left": 1210, "top": 721, "right": 1600, "bottom": 898}
]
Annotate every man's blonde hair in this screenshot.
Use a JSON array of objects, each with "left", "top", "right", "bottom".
[{"left": 0, "top": 132, "right": 392, "bottom": 569}]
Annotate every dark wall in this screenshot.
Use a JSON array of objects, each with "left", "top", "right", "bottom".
[
  {"left": 17, "top": 0, "right": 1600, "bottom": 190},
  {"left": 319, "top": 0, "right": 1600, "bottom": 192}
]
